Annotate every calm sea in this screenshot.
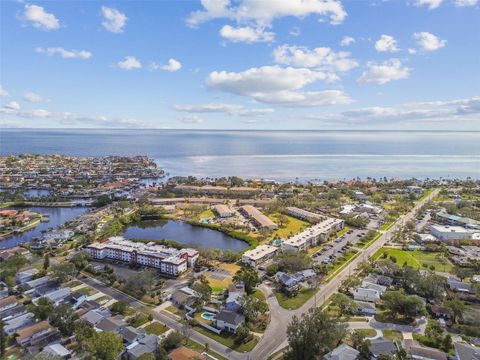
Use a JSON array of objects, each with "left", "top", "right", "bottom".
[{"left": 1, "top": 129, "right": 479, "bottom": 181}]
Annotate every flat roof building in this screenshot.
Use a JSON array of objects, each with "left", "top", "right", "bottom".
[
  {"left": 242, "top": 245, "right": 278, "bottom": 267},
  {"left": 286, "top": 207, "right": 324, "bottom": 223},
  {"left": 283, "top": 217, "right": 344, "bottom": 252},
  {"left": 213, "top": 204, "right": 234, "bottom": 218},
  {"left": 430, "top": 225, "right": 478, "bottom": 242}
]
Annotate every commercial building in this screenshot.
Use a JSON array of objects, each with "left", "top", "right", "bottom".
[
  {"left": 240, "top": 205, "right": 277, "bottom": 230},
  {"left": 429, "top": 225, "right": 479, "bottom": 243},
  {"left": 282, "top": 218, "right": 344, "bottom": 252},
  {"left": 286, "top": 207, "right": 324, "bottom": 223},
  {"left": 85, "top": 237, "right": 199, "bottom": 277},
  {"left": 434, "top": 211, "right": 480, "bottom": 230},
  {"left": 242, "top": 244, "right": 278, "bottom": 267},
  {"left": 213, "top": 204, "right": 234, "bottom": 218}
]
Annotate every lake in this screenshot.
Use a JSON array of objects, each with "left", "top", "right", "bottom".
[
  {"left": 123, "top": 220, "right": 248, "bottom": 251},
  {"left": 0, "top": 207, "right": 90, "bottom": 249}
]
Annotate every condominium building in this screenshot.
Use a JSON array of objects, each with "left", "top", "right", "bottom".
[
  {"left": 213, "top": 204, "right": 235, "bottom": 218},
  {"left": 85, "top": 237, "right": 199, "bottom": 277},
  {"left": 286, "top": 207, "right": 324, "bottom": 223},
  {"left": 242, "top": 245, "right": 278, "bottom": 267},
  {"left": 283, "top": 218, "right": 344, "bottom": 252},
  {"left": 240, "top": 205, "right": 277, "bottom": 230}
]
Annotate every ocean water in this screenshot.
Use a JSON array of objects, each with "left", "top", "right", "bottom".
[{"left": 1, "top": 129, "right": 479, "bottom": 181}]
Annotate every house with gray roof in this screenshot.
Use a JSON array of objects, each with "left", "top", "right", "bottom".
[
  {"left": 125, "top": 334, "right": 159, "bottom": 360},
  {"left": 81, "top": 307, "right": 111, "bottom": 326},
  {"left": 120, "top": 326, "right": 146, "bottom": 344},
  {"left": 95, "top": 315, "right": 127, "bottom": 333},
  {"left": 4, "top": 312, "right": 36, "bottom": 335},
  {"left": 215, "top": 310, "right": 245, "bottom": 333},
  {"left": 455, "top": 343, "right": 480, "bottom": 360},
  {"left": 369, "top": 338, "right": 398, "bottom": 359},
  {"left": 325, "top": 344, "right": 360, "bottom": 360},
  {"left": 354, "top": 301, "right": 377, "bottom": 316}
]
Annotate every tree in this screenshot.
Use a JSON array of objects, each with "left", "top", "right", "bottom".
[
  {"left": 48, "top": 303, "right": 78, "bottom": 336},
  {"left": 29, "top": 297, "right": 54, "bottom": 320},
  {"left": 233, "top": 267, "right": 260, "bottom": 294},
  {"left": 192, "top": 280, "right": 212, "bottom": 303},
  {"left": 162, "top": 331, "right": 184, "bottom": 351},
  {"left": 124, "top": 269, "right": 156, "bottom": 297},
  {"left": 74, "top": 319, "right": 95, "bottom": 343},
  {"left": 51, "top": 261, "right": 76, "bottom": 283},
  {"left": 240, "top": 295, "right": 268, "bottom": 323},
  {"left": 110, "top": 300, "right": 130, "bottom": 315},
  {"left": 84, "top": 331, "right": 123, "bottom": 360},
  {"left": 285, "top": 308, "right": 346, "bottom": 360},
  {"left": 277, "top": 252, "right": 313, "bottom": 273},
  {"left": 444, "top": 298, "right": 466, "bottom": 324},
  {"left": 43, "top": 253, "right": 50, "bottom": 270},
  {"left": 330, "top": 293, "right": 359, "bottom": 317},
  {"left": 70, "top": 252, "right": 90, "bottom": 274},
  {"left": 235, "top": 323, "right": 251, "bottom": 344},
  {"left": 382, "top": 290, "right": 426, "bottom": 320},
  {"left": 0, "top": 320, "right": 5, "bottom": 359}
]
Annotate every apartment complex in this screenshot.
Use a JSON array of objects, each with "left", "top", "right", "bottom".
[
  {"left": 283, "top": 218, "right": 344, "bottom": 252},
  {"left": 240, "top": 205, "right": 277, "bottom": 230},
  {"left": 85, "top": 237, "right": 199, "bottom": 276},
  {"left": 242, "top": 244, "right": 278, "bottom": 267},
  {"left": 286, "top": 207, "right": 324, "bottom": 223},
  {"left": 213, "top": 204, "right": 235, "bottom": 218}
]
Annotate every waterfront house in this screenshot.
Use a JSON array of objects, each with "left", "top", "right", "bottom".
[
  {"left": 215, "top": 310, "right": 245, "bottom": 333},
  {"left": 240, "top": 205, "right": 277, "bottom": 230},
  {"left": 213, "top": 204, "right": 235, "bottom": 218},
  {"left": 242, "top": 244, "right": 278, "bottom": 267}
]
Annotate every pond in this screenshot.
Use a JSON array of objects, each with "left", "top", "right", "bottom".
[
  {"left": 123, "top": 220, "right": 248, "bottom": 252},
  {"left": 0, "top": 207, "right": 90, "bottom": 249}
]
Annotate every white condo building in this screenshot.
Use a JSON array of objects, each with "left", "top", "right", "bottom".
[
  {"left": 85, "top": 237, "right": 199, "bottom": 277},
  {"left": 283, "top": 218, "right": 344, "bottom": 252}
]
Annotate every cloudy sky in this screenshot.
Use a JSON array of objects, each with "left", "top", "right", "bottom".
[{"left": 1, "top": 0, "right": 479, "bottom": 129}]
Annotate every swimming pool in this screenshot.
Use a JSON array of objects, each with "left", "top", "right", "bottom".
[{"left": 201, "top": 312, "right": 216, "bottom": 321}]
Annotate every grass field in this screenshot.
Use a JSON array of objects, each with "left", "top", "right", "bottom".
[
  {"left": 354, "top": 329, "right": 377, "bottom": 338},
  {"left": 207, "top": 276, "right": 232, "bottom": 292},
  {"left": 373, "top": 248, "right": 453, "bottom": 272},
  {"left": 268, "top": 214, "right": 309, "bottom": 240},
  {"left": 144, "top": 321, "right": 168, "bottom": 335},
  {"left": 380, "top": 221, "right": 395, "bottom": 231},
  {"left": 165, "top": 305, "right": 179, "bottom": 314},
  {"left": 274, "top": 288, "right": 318, "bottom": 310},
  {"left": 198, "top": 209, "right": 215, "bottom": 219},
  {"left": 383, "top": 329, "right": 403, "bottom": 341}
]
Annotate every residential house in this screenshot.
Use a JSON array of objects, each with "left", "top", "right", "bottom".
[
  {"left": 0, "top": 296, "right": 17, "bottom": 312},
  {"left": 354, "top": 301, "right": 377, "bottom": 316},
  {"left": 353, "top": 287, "right": 381, "bottom": 303},
  {"left": 66, "top": 291, "right": 87, "bottom": 309},
  {"left": 454, "top": 343, "right": 480, "bottom": 360},
  {"left": 362, "top": 281, "right": 387, "bottom": 295},
  {"left": 0, "top": 303, "right": 27, "bottom": 321},
  {"left": 369, "top": 338, "right": 398, "bottom": 359},
  {"left": 125, "top": 334, "right": 159, "bottom": 360},
  {"left": 215, "top": 310, "right": 245, "bottom": 333},
  {"left": 120, "top": 326, "right": 146, "bottom": 345},
  {"left": 226, "top": 283, "right": 245, "bottom": 312},
  {"left": 95, "top": 315, "right": 127, "bottom": 333},
  {"left": 276, "top": 272, "right": 300, "bottom": 294},
  {"left": 34, "top": 280, "right": 61, "bottom": 297},
  {"left": 4, "top": 312, "right": 35, "bottom": 335},
  {"left": 363, "top": 274, "right": 393, "bottom": 287},
  {"left": 15, "top": 268, "right": 39, "bottom": 284},
  {"left": 170, "top": 290, "right": 196, "bottom": 309},
  {"left": 447, "top": 278, "right": 472, "bottom": 293},
  {"left": 81, "top": 307, "right": 112, "bottom": 326},
  {"left": 41, "top": 287, "right": 71, "bottom": 305},
  {"left": 41, "top": 344, "right": 71, "bottom": 359},
  {"left": 16, "top": 321, "right": 52, "bottom": 346},
  {"left": 325, "top": 344, "right": 360, "bottom": 360}
]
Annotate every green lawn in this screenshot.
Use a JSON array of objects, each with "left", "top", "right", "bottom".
[
  {"left": 251, "top": 289, "right": 266, "bottom": 302},
  {"left": 373, "top": 248, "right": 453, "bottom": 272},
  {"left": 193, "top": 326, "right": 258, "bottom": 352},
  {"left": 274, "top": 288, "right": 318, "bottom": 310},
  {"left": 268, "top": 214, "right": 309, "bottom": 240},
  {"left": 380, "top": 221, "right": 395, "bottom": 231},
  {"left": 198, "top": 209, "right": 215, "bottom": 219},
  {"left": 354, "top": 329, "right": 377, "bottom": 338},
  {"left": 75, "top": 286, "right": 95, "bottom": 296},
  {"left": 186, "top": 339, "right": 227, "bottom": 360},
  {"left": 144, "top": 321, "right": 168, "bottom": 335},
  {"left": 383, "top": 329, "right": 403, "bottom": 341},
  {"left": 165, "top": 305, "right": 179, "bottom": 314}
]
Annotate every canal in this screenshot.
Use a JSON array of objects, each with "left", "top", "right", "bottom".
[
  {"left": 123, "top": 220, "right": 248, "bottom": 251},
  {"left": 0, "top": 207, "right": 90, "bottom": 249}
]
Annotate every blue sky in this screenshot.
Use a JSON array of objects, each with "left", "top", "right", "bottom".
[{"left": 1, "top": 0, "right": 479, "bottom": 129}]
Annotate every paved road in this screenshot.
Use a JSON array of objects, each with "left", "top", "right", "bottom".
[
  {"left": 250, "top": 188, "right": 440, "bottom": 360},
  {"left": 81, "top": 188, "right": 439, "bottom": 360}
]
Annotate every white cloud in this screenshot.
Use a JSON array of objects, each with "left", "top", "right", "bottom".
[
  {"left": 273, "top": 45, "right": 358, "bottom": 72},
  {"left": 289, "top": 27, "right": 301, "bottom": 36},
  {"left": 187, "top": 0, "right": 348, "bottom": 27},
  {"left": 23, "top": 91, "right": 44, "bottom": 102},
  {"left": 162, "top": 59, "right": 182, "bottom": 72},
  {"left": 36, "top": 47, "right": 92, "bottom": 59},
  {"left": 358, "top": 59, "right": 411, "bottom": 85},
  {"left": 408, "top": 48, "right": 417, "bottom": 55},
  {"left": 23, "top": 4, "right": 60, "bottom": 30},
  {"left": 173, "top": 102, "right": 274, "bottom": 116},
  {"left": 206, "top": 65, "right": 350, "bottom": 106},
  {"left": 414, "top": 0, "right": 443, "bottom": 9},
  {"left": 454, "top": 0, "right": 477, "bottom": 6},
  {"left": 177, "top": 115, "right": 203, "bottom": 123},
  {"left": 340, "top": 36, "right": 355, "bottom": 47},
  {"left": 101, "top": 6, "right": 127, "bottom": 33},
  {"left": 374, "top": 35, "right": 399, "bottom": 52},
  {"left": 220, "top": 25, "right": 274, "bottom": 43},
  {"left": 5, "top": 101, "right": 21, "bottom": 110},
  {"left": 117, "top": 56, "right": 142, "bottom": 70},
  {"left": 304, "top": 96, "right": 480, "bottom": 124},
  {"left": 0, "top": 85, "right": 8, "bottom": 97},
  {"left": 413, "top": 32, "right": 446, "bottom": 51}
]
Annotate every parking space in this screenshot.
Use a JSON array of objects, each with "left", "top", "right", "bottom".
[{"left": 312, "top": 228, "right": 366, "bottom": 265}]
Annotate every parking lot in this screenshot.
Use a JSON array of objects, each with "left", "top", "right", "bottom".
[{"left": 312, "top": 228, "right": 367, "bottom": 265}]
